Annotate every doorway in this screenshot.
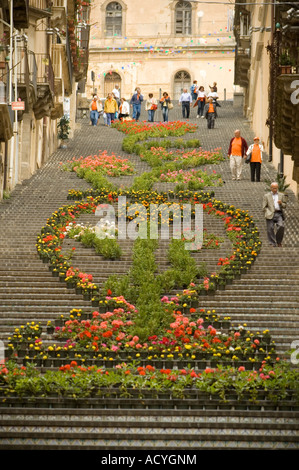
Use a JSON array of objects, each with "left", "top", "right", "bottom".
[
  {"left": 104, "top": 72, "right": 121, "bottom": 97},
  {"left": 173, "top": 70, "right": 191, "bottom": 100}
]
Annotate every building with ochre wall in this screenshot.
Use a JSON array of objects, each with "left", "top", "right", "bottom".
[
  {"left": 234, "top": 0, "right": 299, "bottom": 197},
  {"left": 85, "top": 1, "right": 236, "bottom": 102}
]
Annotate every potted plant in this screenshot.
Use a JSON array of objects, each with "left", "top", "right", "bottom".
[
  {"left": 279, "top": 52, "right": 293, "bottom": 74},
  {"left": 57, "top": 115, "right": 71, "bottom": 148}
]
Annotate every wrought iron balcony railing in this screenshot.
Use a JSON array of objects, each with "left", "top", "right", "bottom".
[
  {"left": 29, "top": 0, "right": 48, "bottom": 10},
  {"left": 35, "top": 53, "right": 55, "bottom": 97}
]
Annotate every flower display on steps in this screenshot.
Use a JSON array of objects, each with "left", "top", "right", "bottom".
[{"left": 2, "top": 119, "right": 298, "bottom": 407}]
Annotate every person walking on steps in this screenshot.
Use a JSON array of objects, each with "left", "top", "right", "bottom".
[
  {"left": 263, "top": 182, "right": 287, "bottom": 247},
  {"left": 190, "top": 80, "right": 198, "bottom": 101},
  {"left": 104, "top": 93, "right": 118, "bottom": 126},
  {"left": 89, "top": 94, "right": 102, "bottom": 126},
  {"left": 194, "top": 86, "right": 206, "bottom": 118},
  {"left": 130, "top": 87, "right": 143, "bottom": 121},
  {"left": 227, "top": 129, "right": 248, "bottom": 180},
  {"left": 118, "top": 98, "right": 130, "bottom": 121},
  {"left": 145, "top": 93, "right": 157, "bottom": 122},
  {"left": 159, "top": 92, "right": 171, "bottom": 122},
  {"left": 246, "top": 136, "right": 264, "bottom": 182},
  {"left": 179, "top": 88, "right": 192, "bottom": 119},
  {"left": 203, "top": 97, "right": 217, "bottom": 129}
]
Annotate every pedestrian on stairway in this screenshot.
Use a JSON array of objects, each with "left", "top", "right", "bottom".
[
  {"left": 207, "top": 87, "right": 221, "bottom": 108},
  {"left": 179, "top": 88, "right": 192, "bottom": 119},
  {"left": 104, "top": 93, "right": 118, "bottom": 126},
  {"left": 159, "top": 92, "right": 171, "bottom": 122},
  {"left": 246, "top": 137, "right": 264, "bottom": 182},
  {"left": 190, "top": 80, "right": 198, "bottom": 101},
  {"left": 130, "top": 87, "right": 143, "bottom": 121},
  {"left": 89, "top": 94, "right": 102, "bottom": 126},
  {"left": 227, "top": 129, "right": 248, "bottom": 180},
  {"left": 118, "top": 97, "right": 130, "bottom": 121},
  {"left": 145, "top": 93, "right": 157, "bottom": 122},
  {"left": 203, "top": 97, "right": 217, "bottom": 129},
  {"left": 209, "top": 82, "right": 217, "bottom": 92},
  {"left": 263, "top": 182, "right": 287, "bottom": 247},
  {"left": 194, "top": 86, "right": 206, "bottom": 118}
]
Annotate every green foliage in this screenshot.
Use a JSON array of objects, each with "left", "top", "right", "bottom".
[
  {"left": 265, "top": 172, "right": 290, "bottom": 193},
  {"left": 57, "top": 115, "right": 70, "bottom": 140}
]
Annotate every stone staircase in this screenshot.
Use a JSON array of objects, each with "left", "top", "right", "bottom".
[
  {"left": 0, "top": 104, "right": 298, "bottom": 449},
  {"left": 0, "top": 409, "right": 297, "bottom": 450}
]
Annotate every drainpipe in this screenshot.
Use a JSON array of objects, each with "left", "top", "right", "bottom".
[
  {"left": 3, "top": 142, "right": 8, "bottom": 191},
  {"left": 268, "top": 0, "right": 277, "bottom": 163},
  {"left": 8, "top": 0, "right": 14, "bottom": 186},
  {"left": 13, "top": 32, "right": 18, "bottom": 185},
  {"left": 280, "top": 150, "right": 284, "bottom": 177},
  {"left": 9, "top": 0, "right": 13, "bottom": 104}
]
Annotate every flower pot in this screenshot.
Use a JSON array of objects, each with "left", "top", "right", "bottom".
[{"left": 279, "top": 65, "right": 292, "bottom": 74}]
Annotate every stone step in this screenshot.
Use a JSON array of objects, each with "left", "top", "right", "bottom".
[{"left": 0, "top": 409, "right": 297, "bottom": 450}]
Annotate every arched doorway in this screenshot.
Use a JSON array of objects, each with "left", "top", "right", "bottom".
[
  {"left": 173, "top": 70, "right": 191, "bottom": 100},
  {"left": 104, "top": 71, "right": 121, "bottom": 96}
]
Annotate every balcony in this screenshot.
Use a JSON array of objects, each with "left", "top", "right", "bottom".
[
  {"left": 51, "top": 0, "right": 67, "bottom": 30},
  {"left": 1, "top": 0, "right": 29, "bottom": 29},
  {"left": 274, "top": 74, "right": 299, "bottom": 178},
  {"left": 0, "top": 82, "right": 13, "bottom": 142},
  {"left": 29, "top": 0, "right": 52, "bottom": 20},
  {"left": 51, "top": 44, "right": 63, "bottom": 95},
  {"left": 234, "top": 49, "right": 251, "bottom": 87},
  {"left": 50, "top": 44, "right": 64, "bottom": 119},
  {"left": 239, "top": 35, "right": 250, "bottom": 50},
  {"left": 73, "top": 24, "right": 90, "bottom": 82},
  {"left": 14, "top": 48, "right": 37, "bottom": 118},
  {"left": 33, "top": 53, "right": 54, "bottom": 120}
]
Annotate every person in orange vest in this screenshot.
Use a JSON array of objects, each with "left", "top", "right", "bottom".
[
  {"left": 203, "top": 97, "right": 217, "bottom": 129},
  {"left": 227, "top": 129, "right": 248, "bottom": 180},
  {"left": 89, "top": 94, "right": 102, "bottom": 126},
  {"left": 246, "top": 136, "right": 264, "bottom": 182}
]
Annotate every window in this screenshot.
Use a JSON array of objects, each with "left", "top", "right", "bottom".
[
  {"left": 175, "top": 1, "right": 192, "bottom": 35},
  {"left": 106, "top": 2, "right": 122, "bottom": 37},
  {"left": 240, "top": 11, "right": 250, "bottom": 36}
]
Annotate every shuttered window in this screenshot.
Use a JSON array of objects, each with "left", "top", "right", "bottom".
[
  {"left": 175, "top": 1, "right": 192, "bottom": 35},
  {"left": 106, "top": 2, "right": 122, "bottom": 37}
]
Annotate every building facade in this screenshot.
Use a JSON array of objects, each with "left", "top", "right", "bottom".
[
  {"left": 0, "top": 0, "right": 91, "bottom": 200},
  {"left": 85, "top": 0, "right": 235, "bottom": 102},
  {"left": 234, "top": 0, "right": 299, "bottom": 196}
]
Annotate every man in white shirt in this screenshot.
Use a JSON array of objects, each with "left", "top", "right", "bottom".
[
  {"left": 207, "top": 89, "right": 221, "bottom": 108},
  {"left": 112, "top": 85, "right": 121, "bottom": 117},
  {"left": 112, "top": 85, "right": 120, "bottom": 100},
  {"left": 179, "top": 88, "right": 192, "bottom": 119},
  {"left": 263, "top": 182, "right": 287, "bottom": 247}
]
